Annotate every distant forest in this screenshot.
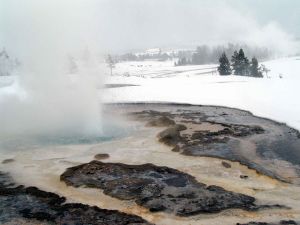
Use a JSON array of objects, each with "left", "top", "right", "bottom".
[
  {"left": 175, "top": 43, "right": 271, "bottom": 66},
  {"left": 114, "top": 43, "right": 272, "bottom": 65}
]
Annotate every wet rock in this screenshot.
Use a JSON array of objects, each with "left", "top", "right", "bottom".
[
  {"left": 190, "top": 131, "right": 229, "bottom": 143},
  {"left": 131, "top": 110, "right": 173, "bottom": 121},
  {"left": 237, "top": 223, "right": 270, "bottom": 225},
  {"left": 237, "top": 220, "right": 298, "bottom": 225},
  {"left": 2, "top": 159, "right": 15, "bottom": 164},
  {"left": 60, "top": 160, "right": 277, "bottom": 217},
  {"left": 280, "top": 221, "right": 298, "bottom": 225},
  {"left": 146, "top": 116, "right": 175, "bottom": 127},
  {"left": 0, "top": 172, "right": 153, "bottom": 225},
  {"left": 132, "top": 108, "right": 300, "bottom": 183},
  {"left": 174, "top": 124, "right": 188, "bottom": 131},
  {"left": 157, "top": 126, "right": 183, "bottom": 147},
  {"left": 171, "top": 145, "right": 180, "bottom": 152},
  {"left": 240, "top": 175, "right": 249, "bottom": 179},
  {"left": 148, "top": 110, "right": 264, "bottom": 155},
  {"left": 94, "top": 153, "right": 110, "bottom": 160},
  {"left": 222, "top": 161, "right": 232, "bottom": 168}
]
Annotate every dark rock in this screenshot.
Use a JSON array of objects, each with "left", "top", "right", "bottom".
[
  {"left": 157, "top": 126, "right": 183, "bottom": 147},
  {"left": 2, "top": 159, "right": 15, "bottom": 164},
  {"left": 0, "top": 172, "right": 153, "bottom": 225},
  {"left": 222, "top": 161, "right": 232, "bottom": 168},
  {"left": 94, "top": 153, "right": 110, "bottom": 160},
  {"left": 132, "top": 108, "right": 300, "bottom": 183},
  {"left": 174, "top": 124, "right": 187, "bottom": 131},
  {"left": 145, "top": 111, "right": 265, "bottom": 158},
  {"left": 237, "top": 221, "right": 298, "bottom": 225},
  {"left": 60, "top": 160, "right": 278, "bottom": 217},
  {"left": 237, "top": 223, "right": 269, "bottom": 225},
  {"left": 146, "top": 116, "right": 175, "bottom": 127},
  {"left": 280, "top": 220, "right": 298, "bottom": 225},
  {"left": 240, "top": 175, "right": 249, "bottom": 179},
  {"left": 171, "top": 145, "right": 180, "bottom": 152}
]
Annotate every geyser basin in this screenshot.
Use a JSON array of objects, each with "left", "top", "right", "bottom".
[{"left": 0, "top": 103, "right": 300, "bottom": 225}]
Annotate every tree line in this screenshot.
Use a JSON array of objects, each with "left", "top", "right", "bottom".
[
  {"left": 113, "top": 43, "right": 271, "bottom": 64},
  {"left": 218, "top": 49, "right": 264, "bottom": 77},
  {"left": 175, "top": 43, "right": 271, "bottom": 66}
]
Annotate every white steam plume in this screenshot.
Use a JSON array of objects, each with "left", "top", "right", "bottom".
[{"left": 0, "top": 0, "right": 105, "bottom": 138}]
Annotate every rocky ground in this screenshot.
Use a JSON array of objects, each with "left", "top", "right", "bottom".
[
  {"left": 0, "top": 172, "right": 153, "bottom": 225},
  {"left": 237, "top": 221, "right": 299, "bottom": 225},
  {"left": 1, "top": 103, "right": 300, "bottom": 225},
  {"left": 61, "top": 160, "right": 283, "bottom": 217},
  {"left": 128, "top": 103, "right": 300, "bottom": 184}
]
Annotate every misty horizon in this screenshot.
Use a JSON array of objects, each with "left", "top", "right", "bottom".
[{"left": 1, "top": 0, "right": 300, "bottom": 58}]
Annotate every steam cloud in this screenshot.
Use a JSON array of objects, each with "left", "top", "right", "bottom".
[{"left": 0, "top": 0, "right": 104, "bottom": 138}]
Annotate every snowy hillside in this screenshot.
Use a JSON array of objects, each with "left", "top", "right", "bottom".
[{"left": 104, "top": 57, "right": 300, "bottom": 130}]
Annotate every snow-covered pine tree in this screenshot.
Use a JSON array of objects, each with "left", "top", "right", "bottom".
[
  {"left": 218, "top": 53, "right": 232, "bottom": 75},
  {"left": 249, "top": 57, "right": 263, "bottom": 77},
  {"left": 231, "top": 50, "right": 239, "bottom": 75},
  {"left": 231, "top": 49, "right": 250, "bottom": 76},
  {"left": 238, "top": 49, "right": 250, "bottom": 76}
]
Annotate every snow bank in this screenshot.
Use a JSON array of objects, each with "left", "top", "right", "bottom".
[{"left": 104, "top": 57, "right": 300, "bottom": 130}]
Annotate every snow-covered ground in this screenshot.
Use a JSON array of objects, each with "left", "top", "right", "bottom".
[
  {"left": 104, "top": 57, "right": 300, "bottom": 130},
  {"left": 112, "top": 60, "right": 218, "bottom": 78},
  {"left": 0, "top": 57, "right": 299, "bottom": 131}
]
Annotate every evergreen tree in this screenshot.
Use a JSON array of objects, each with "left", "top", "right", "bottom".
[
  {"left": 249, "top": 57, "right": 263, "bottom": 77},
  {"left": 218, "top": 53, "right": 231, "bottom": 75},
  {"left": 238, "top": 49, "right": 250, "bottom": 76},
  {"left": 231, "top": 49, "right": 250, "bottom": 76},
  {"left": 176, "top": 57, "right": 188, "bottom": 66},
  {"left": 231, "top": 50, "right": 239, "bottom": 75}
]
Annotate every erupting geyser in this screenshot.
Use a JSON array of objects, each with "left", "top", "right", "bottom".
[{"left": 0, "top": 0, "right": 106, "bottom": 143}]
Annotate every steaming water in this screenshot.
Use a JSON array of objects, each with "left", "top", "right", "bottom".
[
  {"left": 0, "top": 120, "right": 132, "bottom": 152},
  {"left": 0, "top": 70, "right": 132, "bottom": 153}
]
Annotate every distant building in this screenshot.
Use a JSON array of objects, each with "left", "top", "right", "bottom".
[{"left": 145, "top": 48, "right": 161, "bottom": 56}]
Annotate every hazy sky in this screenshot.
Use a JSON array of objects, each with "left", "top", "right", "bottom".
[
  {"left": 227, "top": 0, "right": 300, "bottom": 37},
  {"left": 1, "top": 0, "right": 299, "bottom": 55}
]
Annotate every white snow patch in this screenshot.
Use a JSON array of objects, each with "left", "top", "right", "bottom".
[{"left": 104, "top": 57, "right": 300, "bottom": 130}]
